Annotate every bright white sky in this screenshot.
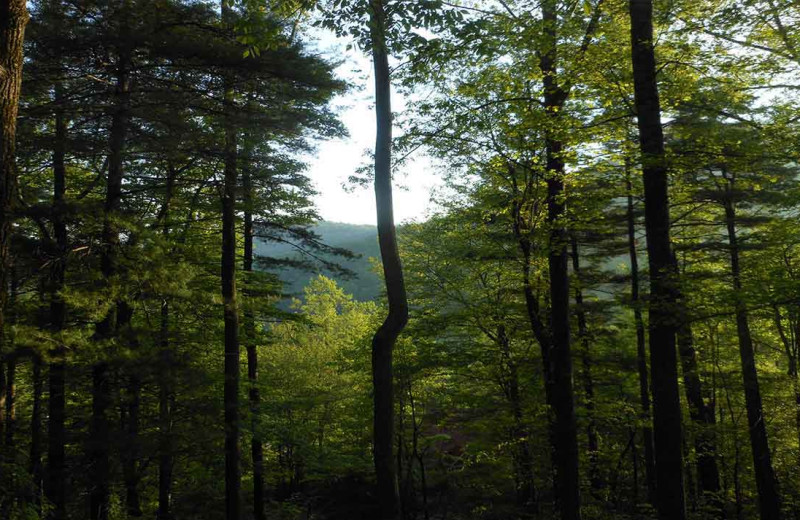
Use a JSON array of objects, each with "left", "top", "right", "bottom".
[{"left": 303, "top": 31, "right": 442, "bottom": 225}]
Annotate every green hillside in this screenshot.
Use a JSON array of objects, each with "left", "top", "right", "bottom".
[{"left": 255, "top": 221, "right": 383, "bottom": 302}]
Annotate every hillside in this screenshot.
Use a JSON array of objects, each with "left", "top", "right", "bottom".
[{"left": 255, "top": 221, "right": 383, "bottom": 302}]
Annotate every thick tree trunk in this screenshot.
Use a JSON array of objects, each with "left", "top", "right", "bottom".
[
  {"left": 628, "top": 1, "right": 686, "bottom": 518},
  {"left": 625, "top": 173, "right": 657, "bottom": 504},
  {"left": 539, "top": 2, "right": 581, "bottom": 518},
  {"left": 46, "top": 87, "right": 68, "bottom": 520},
  {"left": 571, "top": 239, "right": 601, "bottom": 496},
  {"left": 369, "top": 2, "right": 407, "bottom": 518},
  {"left": 0, "top": 0, "right": 28, "bottom": 463},
  {"left": 723, "top": 182, "right": 781, "bottom": 520},
  {"left": 221, "top": 4, "right": 241, "bottom": 518},
  {"left": 242, "top": 167, "right": 265, "bottom": 520}
]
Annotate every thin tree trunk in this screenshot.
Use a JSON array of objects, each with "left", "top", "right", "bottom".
[
  {"left": 221, "top": 3, "right": 241, "bottom": 519},
  {"left": 157, "top": 168, "right": 176, "bottom": 520},
  {"left": 628, "top": 1, "right": 686, "bottom": 518},
  {"left": 91, "top": 39, "right": 131, "bottom": 520},
  {"left": 676, "top": 309, "right": 721, "bottom": 510},
  {"left": 369, "top": 2, "right": 408, "bottom": 518},
  {"left": 722, "top": 176, "right": 781, "bottom": 520},
  {"left": 625, "top": 173, "right": 657, "bottom": 504},
  {"left": 242, "top": 165, "right": 265, "bottom": 520},
  {"left": 46, "top": 82, "right": 69, "bottom": 520},
  {"left": 30, "top": 355, "right": 43, "bottom": 511},
  {"left": 571, "top": 238, "right": 601, "bottom": 496},
  {"left": 538, "top": 2, "right": 582, "bottom": 516}
]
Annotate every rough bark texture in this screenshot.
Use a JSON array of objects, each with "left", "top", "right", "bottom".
[
  {"left": 539, "top": 2, "right": 581, "bottom": 517},
  {"left": 723, "top": 178, "right": 781, "bottom": 520},
  {"left": 0, "top": 0, "right": 28, "bottom": 458},
  {"left": 628, "top": 1, "right": 687, "bottom": 518},
  {"left": 221, "top": 3, "right": 241, "bottom": 518},
  {"left": 625, "top": 174, "right": 657, "bottom": 504},
  {"left": 369, "top": 2, "right": 407, "bottom": 517}
]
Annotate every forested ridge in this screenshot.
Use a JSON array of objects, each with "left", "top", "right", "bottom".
[{"left": 1, "top": 1, "right": 800, "bottom": 519}]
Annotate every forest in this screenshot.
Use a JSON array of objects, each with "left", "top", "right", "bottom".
[{"left": 1, "top": 0, "right": 800, "bottom": 519}]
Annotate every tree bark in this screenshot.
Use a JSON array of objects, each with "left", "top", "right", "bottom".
[
  {"left": 628, "top": 1, "right": 687, "bottom": 518},
  {"left": 30, "top": 355, "right": 43, "bottom": 511},
  {"left": 369, "top": 2, "right": 407, "bottom": 518},
  {"left": 221, "top": 3, "right": 241, "bottom": 519},
  {"left": 722, "top": 175, "right": 781, "bottom": 520},
  {"left": 625, "top": 173, "right": 657, "bottom": 504},
  {"left": 0, "top": 0, "right": 28, "bottom": 462}
]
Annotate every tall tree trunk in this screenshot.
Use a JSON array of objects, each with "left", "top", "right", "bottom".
[
  {"left": 157, "top": 168, "right": 176, "bottom": 520},
  {"left": 46, "top": 85, "right": 68, "bottom": 520},
  {"left": 571, "top": 238, "right": 601, "bottom": 496},
  {"left": 242, "top": 166, "right": 265, "bottom": 520},
  {"left": 628, "top": 1, "right": 686, "bottom": 518},
  {"left": 4, "top": 352, "right": 15, "bottom": 448},
  {"left": 221, "top": 3, "right": 241, "bottom": 519},
  {"left": 539, "top": 2, "right": 581, "bottom": 517},
  {"left": 91, "top": 42, "right": 131, "bottom": 520},
  {"left": 722, "top": 175, "right": 781, "bottom": 520},
  {"left": 0, "top": 0, "right": 28, "bottom": 470},
  {"left": 369, "top": 2, "right": 407, "bottom": 518},
  {"left": 625, "top": 172, "right": 657, "bottom": 504}
]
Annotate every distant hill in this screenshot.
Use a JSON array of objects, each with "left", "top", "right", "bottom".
[{"left": 255, "top": 221, "right": 383, "bottom": 302}]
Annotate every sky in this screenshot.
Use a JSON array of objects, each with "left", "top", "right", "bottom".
[{"left": 302, "top": 31, "right": 442, "bottom": 226}]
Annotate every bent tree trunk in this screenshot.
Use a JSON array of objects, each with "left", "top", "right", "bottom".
[
  {"left": 722, "top": 178, "right": 781, "bottom": 520},
  {"left": 369, "top": 1, "right": 407, "bottom": 518},
  {"left": 628, "top": 1, "right": 686, "bottom": 518}
]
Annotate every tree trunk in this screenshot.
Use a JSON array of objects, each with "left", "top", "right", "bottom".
[
  {"left": 369, "top": 2, "right": 407, "bottom": 518},
  {"left": 539, "top": 2, "right": 581, "bottom": 517},
  {"left": 30, "top": 355, "right": 43, "bottom": 511},
  {"left": 571, "top": 239, "right": 601, "bottom": 496},
  {"left": 628, "top": 1, "right": 686, "bottom": 518},
  {"left": 625, "top": 173, "right": 657, "bottom": 504},
  {"left": 675, "top": 309, "right": 721, "bottom": 510},
  {"left": 157, "top": 169, "right": 176, "bottom": 520},
  {"left": 46, "top": 82, "right": 68, "bottom": 520},
  {"left": 0, "top": 3, "right": 28, "bottom": 443},
  {"left": 221, "top": 3, "right": 241, "bottom": 519},
  {"left": 242, "top": 166, "right": 265, "bottom": 520},
  {"left": 722, "top": 178, "right": 781, "bottom": 520},
  {"left": 91, "top": 40, "right": 131, "bottom": 520}
]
